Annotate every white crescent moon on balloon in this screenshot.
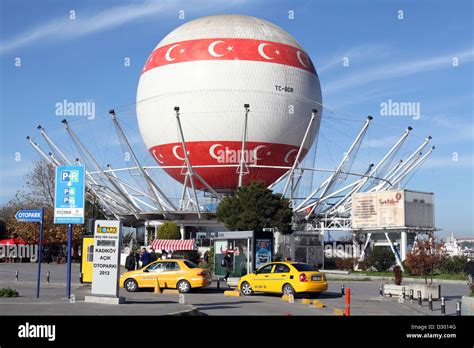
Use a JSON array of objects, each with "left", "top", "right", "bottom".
[
  {"left": 253, "top": 145, "right": 267, "bottom": 160},
  {"left": 296, "top": 51, "right": 308, "bottom": 67},
  {"left": 165, "top": 44, "right": 180, "bottom": 62},
  {"left": 284, "top": 149, "right": 299, "bottom": 164},
  {"left": 208, "top": 40, "right": 225, "bottom": 57},
  {"left": 172, "top": 145, "right": 186, "bottom": 160},
  {"left": 258, "top": 43, "right": 273, "bottom": 60},
  {"left": 209, "top": 144, "right": 223, "bottom": 160},
  {"left": 152, "top": 150, "right": 164, "bottom": 164}
]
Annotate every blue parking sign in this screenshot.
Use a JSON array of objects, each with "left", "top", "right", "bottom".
[{"left": 54, "top": 165, "right": 85, "bottom": 224}]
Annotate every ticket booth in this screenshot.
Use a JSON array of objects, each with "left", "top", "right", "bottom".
[
  {"left": 213, "top": 230, "right": 274, "bottom": 278},
  {"left": 80, "top": 236, "right": 94, "bottom": 283}
]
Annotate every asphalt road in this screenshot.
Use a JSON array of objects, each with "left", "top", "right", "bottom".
[{"left": 0, "top": 263, "right": 469, "bottom": 316}]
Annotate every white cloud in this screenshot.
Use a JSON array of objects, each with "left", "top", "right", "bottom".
[
  {"left": 0, "top": 0, "right": 248, "bottom": 55},
  {"left": 324, "top": 49, "right": 474, "bottom": 95}
]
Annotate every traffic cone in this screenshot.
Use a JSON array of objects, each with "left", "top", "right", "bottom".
[{"left": 154, "top": 277, "right": 162, "bottom": 294}]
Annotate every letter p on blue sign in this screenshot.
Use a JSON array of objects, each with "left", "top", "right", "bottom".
[{"left": 61, "top": 170, "right": 79, "bottom": 182}]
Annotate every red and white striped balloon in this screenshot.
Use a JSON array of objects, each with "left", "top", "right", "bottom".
[{"left": 136, "top": 14, "right": 322, "bottom": 191}]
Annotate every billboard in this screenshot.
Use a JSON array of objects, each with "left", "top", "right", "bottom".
[{"left": 352, "top": 190, "right": 434, "bottom": 229}]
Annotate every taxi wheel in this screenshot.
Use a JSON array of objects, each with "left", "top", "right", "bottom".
[
  {"left": 124, "top": 279, "right": 138, "bottom": 292},
  {"left": 240, "top": 281, "right": 253, "bottom": 296},
  {"left": 282, "top": 284, "right": 295, "bottom": 296},
  {"left": 177, "top": 280, "right": 191, "bottom": 293}
]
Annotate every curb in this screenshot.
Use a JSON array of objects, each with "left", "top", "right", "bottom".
[{"left": 326, "top": 274, "right": 468, "bottom": 285}]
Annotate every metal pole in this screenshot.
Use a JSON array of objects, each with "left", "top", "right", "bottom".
[
  {"left": 456, "top": 301, "right": 461, "bottom": 316},
  {"left": 238, "top": 104, "right": 250, "bottom": 188},
  {"left": 428, "top": 293, "right": 433, "bottom": 311},
  {"left": 410, "top": 289, "right": 414, "bottom": 302},
  {"left": 379, "top": 284, "right": 383, "bottom": 297},
  {"left": 417, "top": 291, "right": 422, "bottom": 306},
  {"left": 441, "top": 297, "right": 446, "bottom": 315},
  {"left": 15, "top": 270, "right": 18, "bottom": 282},
  {"left": 341, "top": 283, "right": 345, "bottom": 295},
  {"left": 402, "top": 287, "right": 405, "bottom": 300},
  {"left": 36, "top": 207, "right": 44, "bottom": 298},
  {"left": 66, "top": 224, "right": 72, "bottom": 299},
  {"left": 47, "top": 271, "right": 50, "bottom": 283},
  {"left": 175, "top": 107, "right": 201, "bottom": 219}
]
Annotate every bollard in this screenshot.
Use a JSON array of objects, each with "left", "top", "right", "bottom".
[
  {"left": 428, "top": 293, "right": 433, "bottom": 311},
  {"left": 217, "top": 277, "right": 220, "bottom": 290},
  {"left": 345, "top": 288, "right": 351, "bottom": 316},
  {"left": 441, "top": 297, "right": 446, "bottom": 315},
  {"left": 341, "top": 283, "right": 345, "bottom": 296},
  {"left": 379, "top": 284, "right": 383, "bottom": 297},
  {"left": 402, "top": 287, "right": 406, "bottom": 299},
  {"left": 15, "top": 270, "right": 18, "bottom": 282},
  {"left": 409, "top": 289, "right": 414, "bottom": 302},
  {"left": 417, "top": 291, "right": 422, "bottom": 306},
  {"left": 46, "top": 271, "right": 50, "bottom": 283},
  {"left": 456, "top": 301, "right": 461, "bottom": 316}
]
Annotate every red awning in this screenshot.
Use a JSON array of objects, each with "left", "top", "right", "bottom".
[
  {"left": 151, "top": 239, "right": 195, "bottom": 251},
  {"left": 0, "top": 238, "right": 27, "bottom": 245}
]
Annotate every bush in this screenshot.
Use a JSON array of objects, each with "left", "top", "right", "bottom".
[
  {"left": 335, "top": 257, "right": 355, "bottom": 270},
  {"left": 438, "top": 256, "right": 468, "bottom": 274},
  {"left": 356, "top": 260, "right": 369, "bottom": 271},
  {"left": 0, "top": 288, "right": 19, "bottom": 297},
  {"left": 393, "top": 265, "right": 403, "bottom": 285},
  {"left": 367, "top": 247, "right": 395, "bottom": 272},
  {"left": 157, "top": 221, "right": 181, "bottom": 240}
]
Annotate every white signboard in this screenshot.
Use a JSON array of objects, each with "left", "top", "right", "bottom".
[
  {"left": 352, "top": 190, "right": 405, "bottom": 229},
  {"left": 91, "top": 220, "right": 121, "bottom": 297}
]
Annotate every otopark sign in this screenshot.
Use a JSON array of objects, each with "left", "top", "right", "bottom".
[
  {"left": 91, "top": 220, "right": 122, "bottom": 298},
  {"left": 54, "top": 165, "right": 85, "bottom": 224}
]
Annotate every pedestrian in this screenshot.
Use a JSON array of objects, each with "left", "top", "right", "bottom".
[
  {"left": 140, "top": 247, "right": 152, "bottom": 268},
  {"left": 223, "top": 252, "right": 233, "bottom": 282},
  {"left": 149, "top": 248, "right": 157, "bottom": 262},
  {"left": 134, "top": 250, "right": 140, "bottom": 269},
  {"left": 465, "top": 259, "right": 474, "bottom": 284},
  {"left": 125, "top": 251, "right": 136, "bottom": 271}
]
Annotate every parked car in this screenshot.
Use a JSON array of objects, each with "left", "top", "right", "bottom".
[
  {"left": 238, "top": 261, "right": 328, "bottom": 296},
  {"left": 120, "top": 259, "right": 212, "bottom": 293}
]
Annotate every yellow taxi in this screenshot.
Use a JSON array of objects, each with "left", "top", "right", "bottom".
[
  {"left": 119, "top": 259, "right": 212, "bottom": 293},
  {"left": 238, "top": 261, "right": 328, "bottom": 296}
]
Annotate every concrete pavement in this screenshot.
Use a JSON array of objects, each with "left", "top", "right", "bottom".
[{"left": 0, "top": 263, "right": 470, "bottom": 316}]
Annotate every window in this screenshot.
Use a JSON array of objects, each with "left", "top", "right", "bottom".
[
  {"left": 257, "top": 264, "right": 273, "bottom": 274},
  {"left": 163, "top": 262, "right": 180, "bottom": 271},
  {"left": 146, "top": 262, "right": 163, "bottom": 272},
  {"left": 273, "top": 264, "right": 290, "bottom": 273},
  {"left": 86, "top": 245, "right": 94, "bottom": 262},
  {"left": 292, "top": 263, "right": 318, "bottom": 272},
  {"left": 183, "top": 260, "right": 198, "bottom": 269}
]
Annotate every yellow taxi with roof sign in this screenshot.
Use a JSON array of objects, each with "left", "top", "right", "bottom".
[{"left": 238, "top": 261, "right": 327, "bottom": 296}]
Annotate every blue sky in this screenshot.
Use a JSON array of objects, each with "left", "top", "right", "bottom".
[{"left": 0, "top": 0, "right": 472, "bottom": 237}]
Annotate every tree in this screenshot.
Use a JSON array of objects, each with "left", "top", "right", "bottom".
[
  {"left": 157, "top": 221, "right": 181, "bottom": 239},
  {"left": 216, "top": 181, "right": 293, "bottom": 234},
  {"left": 405, "top": 237, "right": 446, "bottom": 284},
  {"left": 367, "top": 247, "right": 395, "bottom": 272}
]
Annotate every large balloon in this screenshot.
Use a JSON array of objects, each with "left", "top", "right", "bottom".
[{"left": 136, "top": 14, "right": 322, "bottom": 192}]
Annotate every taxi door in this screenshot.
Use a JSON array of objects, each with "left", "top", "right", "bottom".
[
  {"left": 138, "top": 262, "right": 163, "bottom": 288},
  {"left": 160, "top": 261, "right": 181, "bottom": 289},
  {"left": 252, "top": 263, "right": 274, "bottom": 292},
  {"left": 271, "top": 263, "right": 292, "bottom": 293}
]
